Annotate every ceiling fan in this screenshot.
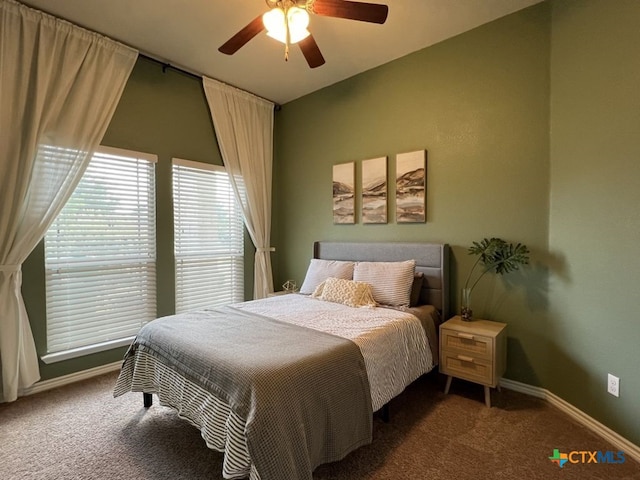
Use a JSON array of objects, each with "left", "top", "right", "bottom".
[{"left": 218, "top": 0, "right": 389, "bottom": 68}]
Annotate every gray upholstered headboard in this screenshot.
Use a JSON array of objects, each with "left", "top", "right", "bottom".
[{"left": 314, "top": 241, "right": 450, "bottom": 320}]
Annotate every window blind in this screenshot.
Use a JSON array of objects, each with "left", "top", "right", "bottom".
[
  {"left": 173, "top": 159, "right": 244, "bottom": 313},
  {"left": 44, "top": 146, "right": 157, "bottom": 359}
]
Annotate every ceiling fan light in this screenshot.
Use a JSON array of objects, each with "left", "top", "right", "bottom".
[
  {"left": 288, "top": 7, "right": 309, "bottom": 30},
  {"left": 263, "top": 6, "right": 310, "bottom": 44},
  {"left": 263, "top": 8, "right": 286, "bottom": 42},
  {"left": 287, "top": 7, "right": 310, "bottom": 43}
]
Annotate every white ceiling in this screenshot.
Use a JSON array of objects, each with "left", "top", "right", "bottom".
[{"left": 20, "top": 0, "right": 542, "bottom": 105}]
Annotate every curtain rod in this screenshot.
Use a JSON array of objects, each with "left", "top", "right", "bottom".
[
  {"left": 139, "top": 53, "right": 282, "bottom": 111},
  {"left": 17, "top": 2, "right": 281, "bottom": 109}
]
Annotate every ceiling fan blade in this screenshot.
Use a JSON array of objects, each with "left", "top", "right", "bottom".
[
  {"left": 311, "top": 0, "right": 389, "bottom": 24},
  {"left": 299, "top": 34, "right": 325, "bottom": 68},
  {"left": 218, "top": 15, "right": 265, "bottom": 55}
]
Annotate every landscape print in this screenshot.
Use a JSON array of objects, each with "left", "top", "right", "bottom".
[
  {"left": 332, "top": 162, "right": 355, "bottom": 224},
  {"left": 396, "top": 150, "right": 426, "bottom": 223},
  {"left": 361, "top": 157, "right": 387, "bottom": 224}
]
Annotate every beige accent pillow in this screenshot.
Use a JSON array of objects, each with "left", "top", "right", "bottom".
[{"left": 312, "top": 277, "right": 376, "bottom": 308}]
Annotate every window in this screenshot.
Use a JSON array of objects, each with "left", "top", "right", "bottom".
[
  {"left": 43, "top": 146, "right": 157, "bottom": 363},
  {"left": 172, "top": 158, "right": 244, "bottom": 313}
]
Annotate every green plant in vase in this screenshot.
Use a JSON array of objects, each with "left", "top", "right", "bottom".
[{"left": 461, "top": 238, "right": 530, "bottom": 321}]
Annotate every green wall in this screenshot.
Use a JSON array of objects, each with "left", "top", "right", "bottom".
[
  {"left": 549, "top": 0, "right": 640, "bottom": 445},
  {"left": 274, "top": 1, "right": 639, "bottom": 446},
  {"left": 275, "top": 4, "right": 550, "bottom": 380},
  {"left": 22, "top": 56, "right": 253, "bottom": 381}
]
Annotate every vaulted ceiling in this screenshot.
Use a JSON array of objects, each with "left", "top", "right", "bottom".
[{"left": 21, "top": 0, "right": 542, "bottom": 104}]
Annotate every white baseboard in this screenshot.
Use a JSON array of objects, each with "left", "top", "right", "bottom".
[
  {"left": 500, "top": 377, "right": 640, "bottom": 463},
  {"left": 18, "top": 361, "right": 122, "bottom": 397}
]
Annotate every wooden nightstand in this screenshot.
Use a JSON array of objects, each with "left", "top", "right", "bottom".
[{"left": 439, "top": 316, "right": 507, "bottom": 407}]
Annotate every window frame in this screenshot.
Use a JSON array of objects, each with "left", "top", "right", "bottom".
[
  {"left": 42, "top": 146, "right": 158, "bottom": 364},
  {"left": 172, "top": 158, "right": 245, "bottom": 313}
]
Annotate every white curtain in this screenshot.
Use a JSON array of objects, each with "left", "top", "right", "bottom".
[
  {"left": 0, "top": 0, "right": 138, "bottom": 402},
  {"left": 202, "top": 77, "right": 275, "bottom": 299}
]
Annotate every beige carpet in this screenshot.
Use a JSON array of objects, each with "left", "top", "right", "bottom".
[{"left": 1, "top": 371, "right": 638, "bottom": 480}]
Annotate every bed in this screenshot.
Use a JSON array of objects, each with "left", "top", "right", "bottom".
[{"left": 114, "top": 241, "right": 449, "bottom": 480}]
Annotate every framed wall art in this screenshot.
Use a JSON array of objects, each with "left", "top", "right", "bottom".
[
  {"left": 332, "top": 162, "right": 355, "bottom": 224},
  {"left": 396, "top": 150, "right": 426, "bottom": 223},
  {"left": 361, "top": 157, "right": 387, "bottom": 224}
]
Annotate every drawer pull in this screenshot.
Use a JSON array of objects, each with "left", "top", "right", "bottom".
[
  {"left": 457, "top": 354, "right": 475, "bottom": 363},
  {"left": 457, "top": 332, "right": 475, "bottom": 340}
]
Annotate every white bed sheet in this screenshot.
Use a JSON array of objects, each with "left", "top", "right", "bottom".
[{"left": 236, "top": 294, "right": 433, "bottom": 411}]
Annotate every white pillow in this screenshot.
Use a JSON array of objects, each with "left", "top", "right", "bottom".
[
  {"left": 311, "top": 277, "right": 376, "bottom": 308},
  {"left": 353, "top": 260, "right": 416, "bottom": 307},
  {"left": 299, "top": 259, "right": 354, "bottom": 294}
]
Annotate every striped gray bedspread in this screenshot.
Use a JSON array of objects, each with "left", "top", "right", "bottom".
[{"left": 114, "top": 305, "right": 372, "bottom": 480}]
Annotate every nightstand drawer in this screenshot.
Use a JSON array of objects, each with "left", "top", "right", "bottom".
[
  {"left": 441, "top": 352, "right": 493, "bottom": 386},
  {"left": 441, "top": 329, "right": 494, "bottom": 360}
]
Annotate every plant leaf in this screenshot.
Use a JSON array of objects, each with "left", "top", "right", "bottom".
[{"left": 493, "top": 242, "right": 530, "bottom": 275}]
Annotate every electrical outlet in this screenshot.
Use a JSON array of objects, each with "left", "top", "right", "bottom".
[{"left": 607, "top": 374, "right": 620, "bottom": 397}]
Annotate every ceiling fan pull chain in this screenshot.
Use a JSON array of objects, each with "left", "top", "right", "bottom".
[{"left": 284, "top": 2, "right": 291, "bottom": 61}]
